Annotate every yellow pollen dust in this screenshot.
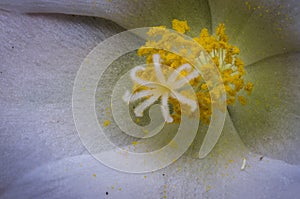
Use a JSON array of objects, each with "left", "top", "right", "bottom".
[
  {"left": 172, "top": 19, "right": 190, "bottom": 34},
  {"left": 103, "top": 120, "right": 111, "bottom": 127},
  {"left": 136, "top": 19, "right": 253, "bottom": 124}
]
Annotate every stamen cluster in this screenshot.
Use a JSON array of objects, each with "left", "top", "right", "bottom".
[{"left": 130, "top": 19, "right": 253, "bottom": 124}]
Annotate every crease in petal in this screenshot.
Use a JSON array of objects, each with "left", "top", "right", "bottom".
[{"left": 0, "top": 0, "right": 212, "bottom": 36}]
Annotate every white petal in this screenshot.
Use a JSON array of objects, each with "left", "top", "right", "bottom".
[
  {"left": 4, "top": 115, "right": 300, "bottom": 199},
  {"left": 0, "top": 0, "right": 212, "bottom": 35},
  {"left": 229, "top": 52, "right": 300, "bottom": 164},
  {"left": 161, "top": 94, "right": 173, "bottom": 123},
  {"left": 2, "top": 4, "right": 300, "bottom": 199},
  {"left": 134, "top": 95, "right": 159, "bottom": 117},
  {"left": 166, "top": 114, "right": 300, "bottom": 199},
  {"left": 209, "top": 0, "right": 300, "bottom": 65},
  {"left": 167, "top": 63, "right": 192, "bottom": 84},
  {"left": 1, "top": 155, "right": 165, "bottom": 199},
  {"left": 235, "top": 0, "right": 300, "bottom": 65},
  {"left": 0, "top": 11, "right": 123, "bottom": 190}
]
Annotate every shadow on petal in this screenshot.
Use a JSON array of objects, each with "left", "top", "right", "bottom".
[
  {"left": 209, "top": 0, "right": 300, "bottom": 65},
  {"left": 235, "top": 0, "right": 300, "bottom": 65},
  {"left": 229, "top": 52, "right": 300, "bottom": 164}
]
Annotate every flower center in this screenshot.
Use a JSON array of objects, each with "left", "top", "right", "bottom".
[{"left": 133, "top": 19, "right": 253, "bottom": 124}]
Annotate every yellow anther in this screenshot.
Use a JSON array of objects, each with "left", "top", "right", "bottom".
[
  {"left": 238, "top": 96, "right": 247, "bottom": 105},
  {"left": 103, "top": 120, "right": 111, "bottom": 127},
  {"left": 172, "top": 19, "right": 190, "bottom": 34},
  {"left": 244, "top": 82, "right": 254, "bottom": 95}
]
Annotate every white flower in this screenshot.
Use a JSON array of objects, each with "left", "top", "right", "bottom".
[
  {"left": 123, "top": 54, "right": 198, "bottom": 123},
  {"left": 1, "top": 0, "right": 299, "bottom": 198}
]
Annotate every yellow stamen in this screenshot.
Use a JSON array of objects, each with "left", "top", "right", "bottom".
[
  {"left": 136, "top": 19, "right": 253, "bottom": 123},
  {"left": 172, "top": 19, "right": 190, "bottom": 34},
  {"left": 238, "top": 96, "right": 247, "bottom": 105}
]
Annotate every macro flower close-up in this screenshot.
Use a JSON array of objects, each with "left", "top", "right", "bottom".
[{"left": 0, "top": 0, "right": 299, "bottom": 198}]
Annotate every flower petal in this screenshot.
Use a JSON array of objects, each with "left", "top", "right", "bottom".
[
  {"left": 208, "top": 0, "right": 255, "bottom": 38},
  {"left": 0, "top": 0, "right": 212, "bottom": 35},
  {"left": 209, "top": 0, "right": 300, "bottom": 65},
  {"left": 3, "top": 114, "right": 300, "bottom": 198},
  {"left": 228, "top": 52, "right": 300, "bottom": 164},
  {"left": 0, "top": 11, "right": 124, "bottom": 190},
  {"left": 166, "top": 113, "right": 300, "bottom": 198},
  {"left": 234, "top": 0, "right": 300, "bottom": 65}
]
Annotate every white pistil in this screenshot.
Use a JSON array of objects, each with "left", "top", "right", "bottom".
[
  {"left": 171, "top": 91, "right": 197, "bottom": 111},
  {"left": 123, "top": 54, "right": 200, "bottom": 123},
  {"left": 161, "top": 93, "right": 173, "bottom": 123},
  {"left": 134, "top": 95, "right": 160, "bottom": 117},
  {"left": 167, "top": 63, "right": 191, "bottom": 84},
  {"left": 153, "top": 54, "right": 166, "bottom": 84}
]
